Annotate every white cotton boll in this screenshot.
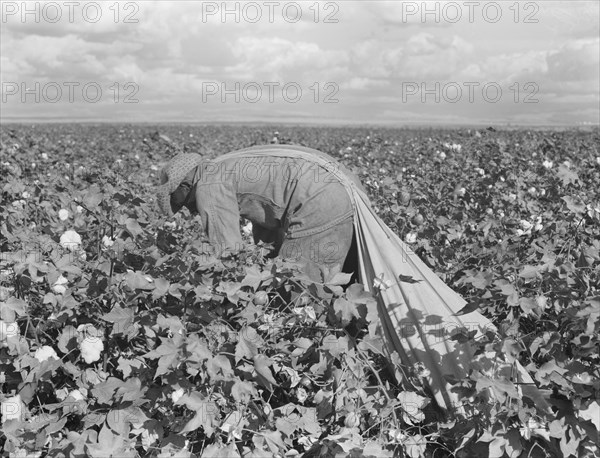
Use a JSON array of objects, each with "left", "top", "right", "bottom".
[
  {"left": 58, "top": 209, "right": 69, "bottom": 221},
  {"left": 60, "top": 230, "right": 82, "bottom": 251},
  {"left": 52, "top": 275, "right": 68, "bottom": 294},
  {"left": 405, "top": 232, "right": 417, "bottom": 244},
  {"left": 76, "top": 205, "right": 83, "bottom": 214},
  {"left": 79, "top": 338, "right": 103, "bottom": 364},
  {"left": 457, "top": 187, "right": 466, "bottom": 197},
  {"left": 528, "top": 187, "right": 537, "bottom": 195},
  {"left": 508, "top": 193, "right": 517, "bottom": 202},
  {"left": 150, "top": 165, "right": 158, "bottom": 171},
  {"left": 102, "top": 235, "right": 115, "bottom": 248},
  {"left": 68, "top": 389, "right": 85, "bottom": 401},
  {"left": 171, "top": 388, "right": 184, "bottom": 403},
  {"left": 439, "top": 151, "right": 446, "bottom": 159},
  {"left": 22, "top": 191, "right": 31, "bottom": 199},
  {"left": 542, "top": 160, "right": 553, "bottom": 169},
  {"left": 41, "top": 153, "right": 48, "bottom": 160},
  {"left": 34, "top": 345, "right": 59, "bottom": 362},
  {"left": 520, "top": 220, "right": 534, "bottom": 231}
]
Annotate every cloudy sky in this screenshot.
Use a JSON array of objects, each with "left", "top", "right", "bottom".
[{"left": 1, "top": 1, "right": 598, "bottom": 125}]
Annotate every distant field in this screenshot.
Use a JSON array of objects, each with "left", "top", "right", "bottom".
[{"left": 1, "top": 124, "right": 599, "bottom": 457}]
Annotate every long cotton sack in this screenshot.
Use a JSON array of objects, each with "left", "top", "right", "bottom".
[{"left": 351, "top": 187, "right": 550, "bottom": 415}]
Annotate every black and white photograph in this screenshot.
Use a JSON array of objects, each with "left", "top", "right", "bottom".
[{"left": 1, "top": 1, "right": 599, "bottom": 457}]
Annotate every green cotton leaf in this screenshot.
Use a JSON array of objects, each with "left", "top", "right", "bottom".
[
  {"left": 117, "top": 357, "right": 144, "bottom": 378},
  {"left": 333, "top": 297, "right": 360, "bottom": 325},
  {"left": 201, "top": 444, "right": 240, "bottom": 458},
  {"left": 519, "top": 265, "right": 540, "bottom": 279},
  {"left": 357, "top": 335, "right": 383, "bottom": 354},
  {"left": 176, "top": 392, "right": 218, "bottom": 436},
  {"left": 125, "top": 218, "right": 144, "bottom": 237},
  {"left": 502, "top": 338, "right": 524, "bottom": 364},
  {"left": 86, "top": 424, "right": 137, "bottom": 458},
  {"left": 362, "top": 441, "right": 394, "bottom": 458},
  {"left": 262, "top": 430, "right": 286, "bottom": 455},
  {"left": 124, "top": 271, "right": 154, "bottom": 291},
  {"left": 235, "top": 326, "right": 263, "bottom": 363},
  {"left": 57, "top": 325, "right": 78, "bottom": 354},
  {"left": 241, "top": 265, "right": 264, "bottom": 290},
  {"left": 91, "top": 377, "right": 126, "bottom": 405},
  {"left": 557, "top": 165, "right": 580, "bottom": 186},
  {"left": 206, "top": 354, "right": 234, "bottom": 381},
  {"left": 116, "top": 377, "right": 146, "bottom": 403},
  {"left": 102, "top": 304, "right": 135, "bottom": 337},
  {"left": 253, "top": 354, "right": 278, "bottom": 391},
  {"left": 81, "top": 186, "right": 103, "bottom": 208},
  {"left": 321, "top": 335, "right": 349, "bottom": 358},
  {"left": 562, "top": 195, "right": 586, "bottom": 214},
  {"left": 345, "top": 283, "right": 375, "bottom": 304},
  {"left": 1, "top": 297, "right": 27, "bottom": 321},
  {"left": 488, "top": 437, "right": 506, "bottom": 458},
  {"left": 152, "top": 277, "right": 170, "bottom": 298},
  {"left": 144, "top": 339, "right": 181, "bottom": 378},
  {"left": 459, "top": 270, "right": 493, "bottom": 290},
  {"left": 217, "top": 280, "right": 242, "bottom": 304},
  {"left": 397, "top": 391, "right": 428, "bottom": 425},
  {"left": 326, "top": 271, "right": 353, "bottom": 286},
  {"left": 156, "top": 314, "right": 185, "bottom": 335},
  {"left": 231, "top": 379, "right": 257, "bottom": 404},
  {"left": 401, "top": 434, "right": 428, "bottom": 458}
]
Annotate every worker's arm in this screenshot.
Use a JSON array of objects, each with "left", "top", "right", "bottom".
[{"left": 194, "top": 181, "right": 243, "bottom": 253}]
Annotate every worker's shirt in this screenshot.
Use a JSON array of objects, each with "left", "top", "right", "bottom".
[{"left": 191, "top": 145, "right": 365, "bottom": 251}]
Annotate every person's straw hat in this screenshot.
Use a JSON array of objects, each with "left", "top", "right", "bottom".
[{"left": 156, "top": 153, "right": 203, "bottom": 216}]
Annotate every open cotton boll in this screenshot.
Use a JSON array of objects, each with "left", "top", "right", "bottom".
[
  {"left": 80, "top": 338, "right": 104, "bottom": 364},
  {"left": 34, "top": 345, "right": 59, "bottom": 362},
  {"left": 58, "top": 209, "right": 69, "bottom": 220},
  {"left": 77, "top": 324, "right": 104, "bottom": 364},
  {"left": 60, "top": 230, "right": 82, "bottom": 251},
  {"left": 52, "top": 275, "right": 68, "bottom": 294}
]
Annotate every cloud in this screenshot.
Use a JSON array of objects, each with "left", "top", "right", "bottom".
[{"left": 224, "top": 36, "right": 348, "bottom": 82}]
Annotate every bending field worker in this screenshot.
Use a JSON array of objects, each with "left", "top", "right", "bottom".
[
  {"left": 157, "top": 144, "right": 552, "bottom": 418},
  {"left": 157, "top": 144, "right": 363, "bottom": 282}
]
